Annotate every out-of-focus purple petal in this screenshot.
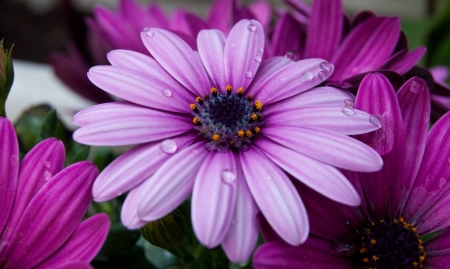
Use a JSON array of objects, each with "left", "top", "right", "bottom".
[
  {"left": 121, "top": 185, "right": 149, "bottom": 229},
  {"left": 34, "top": 214, "right": 110, "bottom": 269},
  {"left": 430, "top": 66, "right": 449, "bottom": 83},
  {"left": 53, "top": 262, "right": 93, "bottom": 269},
  {"left": 270, "top": 13, "right": 303, "bottom": 57},
  {"left": 240, "top": 147, "right": 309, "bottom": 246},
  {"left": 206, "top": 0, "right": 232, "bottom": 33},
  {"left": 73, "top": 102, "right": 191, "bottom": 146},
  {"left": 249, "top": 1, "right": 272, "bottom": 28},
  {"left": 304, "top": 0, "right": 342, "bottom": 60},
  {"left": 192, "top": 151, "right": 237, "bottom": 248},
  {"left": 141, "top": 28, "right": 210, "bottom": 96},
  {"left": 381, "top": 47, "right": 426, "bottom": 75},
  {"left": 425, "top": 228, "right": 450, "bottom": 258},
  {"left": 197, "top": 30, "right": 227, "bottom": 89},
  {"left": 5, "top": 162, "right": 97, "bottom": 269},
  {"left": 224, "top": 19, "right": 264, "bottom": 90}
]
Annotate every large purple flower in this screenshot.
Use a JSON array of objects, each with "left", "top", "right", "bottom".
[
  {"left": 253, "top": 74, "right": 450, "bottom": 268},
  {"left": 73, "top": 19, "right": 383, "bottom": 262},
  {"left": 0, "top": 117, "right": 110, "bottom": 269}
]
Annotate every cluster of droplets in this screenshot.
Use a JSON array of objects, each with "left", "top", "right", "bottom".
[
  {"left": 43, "top": 160, "right": 52, "bottom": 181},
  {"left": 333, "top": 218, "right": 426, "bottom": 269},
  {"left": 190, "top": 86, "right": 263, "bottom": 151},
  {"left": 341, "top": 99, "right": 382, "bottom": 127}
]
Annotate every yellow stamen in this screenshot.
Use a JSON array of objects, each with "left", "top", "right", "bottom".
[
  {"left": 211, "top": 87, "right": 218, "bottom": 95},
  {"left": 237, "top": 130, "right": 245, "bottom": 137},
  {"left": 190, "top": 104, "right": 197, "bottom": 110},
  {"left": 360, "top": 247, "right": 367, "bottom": 253},
  {"left": 196, "top": 96, "right": 202, "bottom": 103},
  {"left": 372, "top": 255, "right": 379, "bottom": 261},
  {"left": 363, "top": 258, "right": 369, "bottom": 263},
  {"left": 212, "top": 134, "right": 220, "bottom": 141},
  {"left": 251, "top": 114, "right": 258, "bottom": 121},
  {"left": 245, "top": 130, "right": 252, "bottom": 137},
  {"left": 237, "top": 87, "right": 244, "bottom": 94},
  {"left": 193, "top": 117, "right": 199, "bottom": 124},
  {"left": 254, "top": 100, "right": 263, "bottom": 110},
  {"left": 370, "top": 239, "right": 376, "bottom": 245},
  {"left": 254, "top": 127, "right": 261, "bottom": 133},
  {"left": 226, "top": 85, "right": 232, "bottom": 92}
]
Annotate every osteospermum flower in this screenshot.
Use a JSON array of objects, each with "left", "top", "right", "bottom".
[
  {"left": 0, "top": 117, "right": 110, "bottom": 269},
  {"left": 73, "top": 19, "right": 383, "bottom": 262},
  {"left": 253, "top": 74, "right": 450, "bottom": 268}
]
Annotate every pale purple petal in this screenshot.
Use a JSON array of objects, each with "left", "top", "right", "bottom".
[
  {"left": 138, "top": 143, "right": 209, "bottom": 222},
  {"left": 331, "top": 17, "right": 401, "bottom": 80},
  {"left": 430, "top": 66, "right": 449, "bottom": 83},
  {"left": 93, "top": 133, "right": 197, "bottom": 201},
  {"left": 5, "top": 162, "right": 97, "bottom": 269},
  {"left": 197, "top": 29, "right": 227, "bottom": 89},
  {"left": 224, "top": 19, "right": 264, "bottom": 90},
  {"left": 88, "top": 65, "right": 193, "bottom": 113},
  {"left": 73, "top": 102, "right": 191, "bottom": 146},
  {"left": 381, "top": 47, "right": 426, "bottom": 74},
  {"left": 264, "top": 105, "right": 379, "bottom": 135},
  {"left": 247, "top": 56, "right": 294, "bottom": 95},
  {"left": 240, "top": 147, "right": 309, "bottom": 246},
  {"left": 121, "top": 185, "right": 149, "bottom": 229},
  {"left": 221, "top": 155, "right": 259, "bottom": 263},
  {"left": 34, "top": 214, "right": 110, "bottom": 269},
  {"left": 192, "top": 151, "right": 237, "bottom": 248},
  {"left": 304, "top": 0, "right": 343, "bottom": 60},
  {"left": 250, "top": 59, "right": 334, "bottom": 104},
  {"left": 256, "top": 137, "right": 360, "bottom": 206},
  {"left": 141, "top": 28, "right": 211, "bottom": 96},
  {"left": 262, "top": 126, "right": 383, "bottom": 172}
]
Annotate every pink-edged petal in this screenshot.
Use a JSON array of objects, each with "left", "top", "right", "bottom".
[
  {"left": 240, "top": 147, "right": 308, "bottom": 245},
  {"left": 0, "top": 118, "right": 19, "bottom": 234},
  {"left": 270, "top": 13, "right": 303, "bottom": 57},
  {"left": 88, "top": 65, "right": 193, "bottom": 113},
  {"left": 52, "top": 262, "right": 93, "bottom": 269},
  {"left": 5, "top": 162, "right": 97, "bottom": 269},
  {"left": 256, "top": 137, "right": 360, "bottom": 206},
  {"left": 34, "top": 214, "right": 110, "bottom": 269},
  {"left": 138, "top": 142, "right": 209, "bottom": 221},
  {"left": 121, "top": 185, "right": 149, "bottom": 229},
  {"left": 331, "top": 17, "right": 401, "bottom": 80},
  {"left": 73, "top": 102, "right": 191, "bottom": 146},
  {"left": 192, "top": 151, "right": 237, "bottom": 248},
  {"left": 250, "top": 59, "right": 334, "bottom": 104},
  {"left": 221, "top": 155, "right": 259, "bottom": 263},
  {"left": 197, "top": 30, "right": 227, "bottom": 89},
  {"left": 304, "top": 0, "right": 343, "bottom": 60},
  {"left": 264, "top": 86, "right": 354, "bottom": 110},
  {"left": 382, "top": 47, "right": 426, "bottom": 75},
  {"left": 263, "top": 125, "right": 382, "bottom": 172},
  {"left": 141, "top": 28, "right": 211, "bottom": 96},
  {"left": 224, "top": 19, "right": 264, "bottom": 90},
  {"left": 253, "top": 237, "right": 352, "bottom": 269},
  {"left": 265, "top": 105, "right": 379, "bottom": 135},
  {"left": 94, "top": 133, "right": 197, "bottom": 201}
]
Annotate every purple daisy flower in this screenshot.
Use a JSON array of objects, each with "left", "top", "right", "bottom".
[
  {"left": 0, "top": 117, "right": 110, "bottom": 269},
  {"left": 253, "top": 73, "right": 450, "bottom": 268},
  {"left": 73, "top": 19, "right": 383, "bottom": 262}
]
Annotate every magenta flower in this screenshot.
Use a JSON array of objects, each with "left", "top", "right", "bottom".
[
  {"left": 73, "top": 19, "right": 383, "bottom": 262},
  {"left": 0, "top": 117, "right": 110, "bottom": 269},
  {"left": 269, "top": 0, "right": 426, "bottom": 82},
  {"left": 253, "top": 74, "right": 450, "bottom": 268}
]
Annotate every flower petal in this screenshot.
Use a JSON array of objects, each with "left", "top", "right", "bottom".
[
  {"left": 141, "top": 28, "right": 211, "bottom": 96},
  {"left": 5, "top": 162, "right": 97, "bottom": 269},
  {"left": 256, "top": 137, "right": 360, "bottom": 206},
  {"left": 224, "top": 19, "right": 264, "bottom": 90},
  {"left": 88, "top": 65, "right": 193, "bottom": 113},
  {"left": 247, "top": 56, "right": 294, "bottom": 95},
  {"left": 304, "top": 0, "right": 343, "bottom": 60},
  {"left": 251, "top": 58, "right": 334, "bottom": 104},
  {"left": 73, "top": 102, "right": 191, "bottom": 146},
  {"left": 221, "top": 155, "right": 259, "bottom": 263},
  {"left": 240, "top": 147, "right": 308, "bottom": 245},
  {"left": 34, "top": 214, "right": 110, "bottom": 269},
  {"left": 121, "top": 185, "right": 149, "bottom": 229},
  {"left": 381, "top": 47, "right": 426, "bottom": 75},
  {"left": 197, "top": 29, "right": 227, "bottom": 89},
  {"left": 192, "top": 151, "right": 237, "bottom": 248},
  {"left": 93, "top": 133, "right": 197, "bottom": 201},
  {"left": 262, "top": 125, "right": 383, "bottom": 172},
  {"left": 52, "top": 262, "right": 93, "bottom": 269},
  {"left": 270, "top": 13, "right": 303, "bottom": 57},
  {"left": 138, "top": 142, "right": 209, "bottom": 222}
]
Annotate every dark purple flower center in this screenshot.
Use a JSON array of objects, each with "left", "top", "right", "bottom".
[
  {"left": 333, "top": 218, "right": 426, "bottom": 269},
  {"left": 190, "top": 86, "right": 263, "bottom": 151}
]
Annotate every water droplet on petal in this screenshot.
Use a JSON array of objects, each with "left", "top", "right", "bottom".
[
  {"left": 300, "top": 71, "right": 313, "bottom": 81},
  {"left": 245, "top": 71, "right": 253, "bottom": 79},
  {"left": 318, "top": 71, "right": 327, "bottom": 81},
  {"left": 44, "top": 170, "right": 53, "bottom": 181},
  {"left": 160, "top": 139, "right": 177, "bottom": 154},
  {"left": 284, "top": 50, "right": 299, "bottom": 61},
  {"left": 258, "top": 48, "right": 263, "bottom": 53},
  {"left": 162, "top": 89, "right": 172, "bottom": 97},
  {"left": 423, "top": 111, "right": 430, "bottom": 124},
  {"left": 231, "top": 44, "right": 236, "bottom": 48},
  {"left": 254, "top": 56, "right": 262, "bottom": 63},
  {"left": 43, "top": 160, "right": 52, "bottom": 168},
  {"left": 344, "top": 99, "right": 354, "bottom": 108},
  {"left": 341, "top": 106, "right": 355, "bottom": 115},
  {"left": 369, "top": 115, "right": 382, "bottom": 127},
  {"left": 221, "top": 170, "right": 236, "bottom": 184},
  {"left": 409, "top": 80, "right": 422, "bottom": 93},
  {"left": 319, "top": 62, "right": 332, "bottom": 71},
  {"left": 247, "top": 23, "right": 257, "bottom": 32},
  {"left": 142, "top": 27, "right": 150, "bottom": 33},
  {"left": 266, "top": 175, "right": 272, "bottom": 181},
  {"left": 146, "top": 30, "right": 155, "bottom": 38}
]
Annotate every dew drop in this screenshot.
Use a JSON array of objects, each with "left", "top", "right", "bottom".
[
  {"left": 332, "top": 241, "right": 354, "bottom": 254},
  {"left": 422, "top": 111, "right": 430, "bottom": 124},
  {"left": 231, "top": 44, "right": 236, "bottom": 48},
  {"left": 341, "top": 106, "right": 355, "bottom": 116},
  {"left": 221, "top": 170, "right": 236, "bottom": 184},
  {"left": 318, "top": 71, "right": 327, "bottom": 81},
  {"left": 245, "top": 71, "right": 253, "bottom": 79},
  {"left": 344, "top": 99, "right": 353, "bottom": 108},
  {"left": 160, "top": 139, "right": 177, "bottom": 154},
  {"left": 43, "top": 160, "right": 52, "bottom": 168},
  {"left": 266, "top": 175, "right": 272, "bottom": 181},
  {"left": 247, "top": 23, "right": 257, "bottom": 32},
  {"left": 44, "top": 170, "right": 53, "bottom": 181},
  {"left": 254, "top": 56, "right": 262, "bottom": 63},
  {"left": 319, "top": 61, "right": 332, "bottom": 71},
  {"left": 369, "top": 115, "right": 382, "bottom": 127},
  {"left": 409, "top": 80, "right": 422, "bottom": 93},
  {"left": 146, "top": 30, "right": 155, "bottom": 38},
  {"left": 258, "top": 48, "right": 263, "bottom": 53},
  {"left": 300, "top": 71, "right": 313, "bottom": 81},
  {"left": 142, "top": 27, "right": 150, "bottom": 33},
  {"left": 162, "top": 89, "right": 172, "bottom": 97},
  {"left": 284, "top": 50, "right": 299, "bottom": 61}
]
